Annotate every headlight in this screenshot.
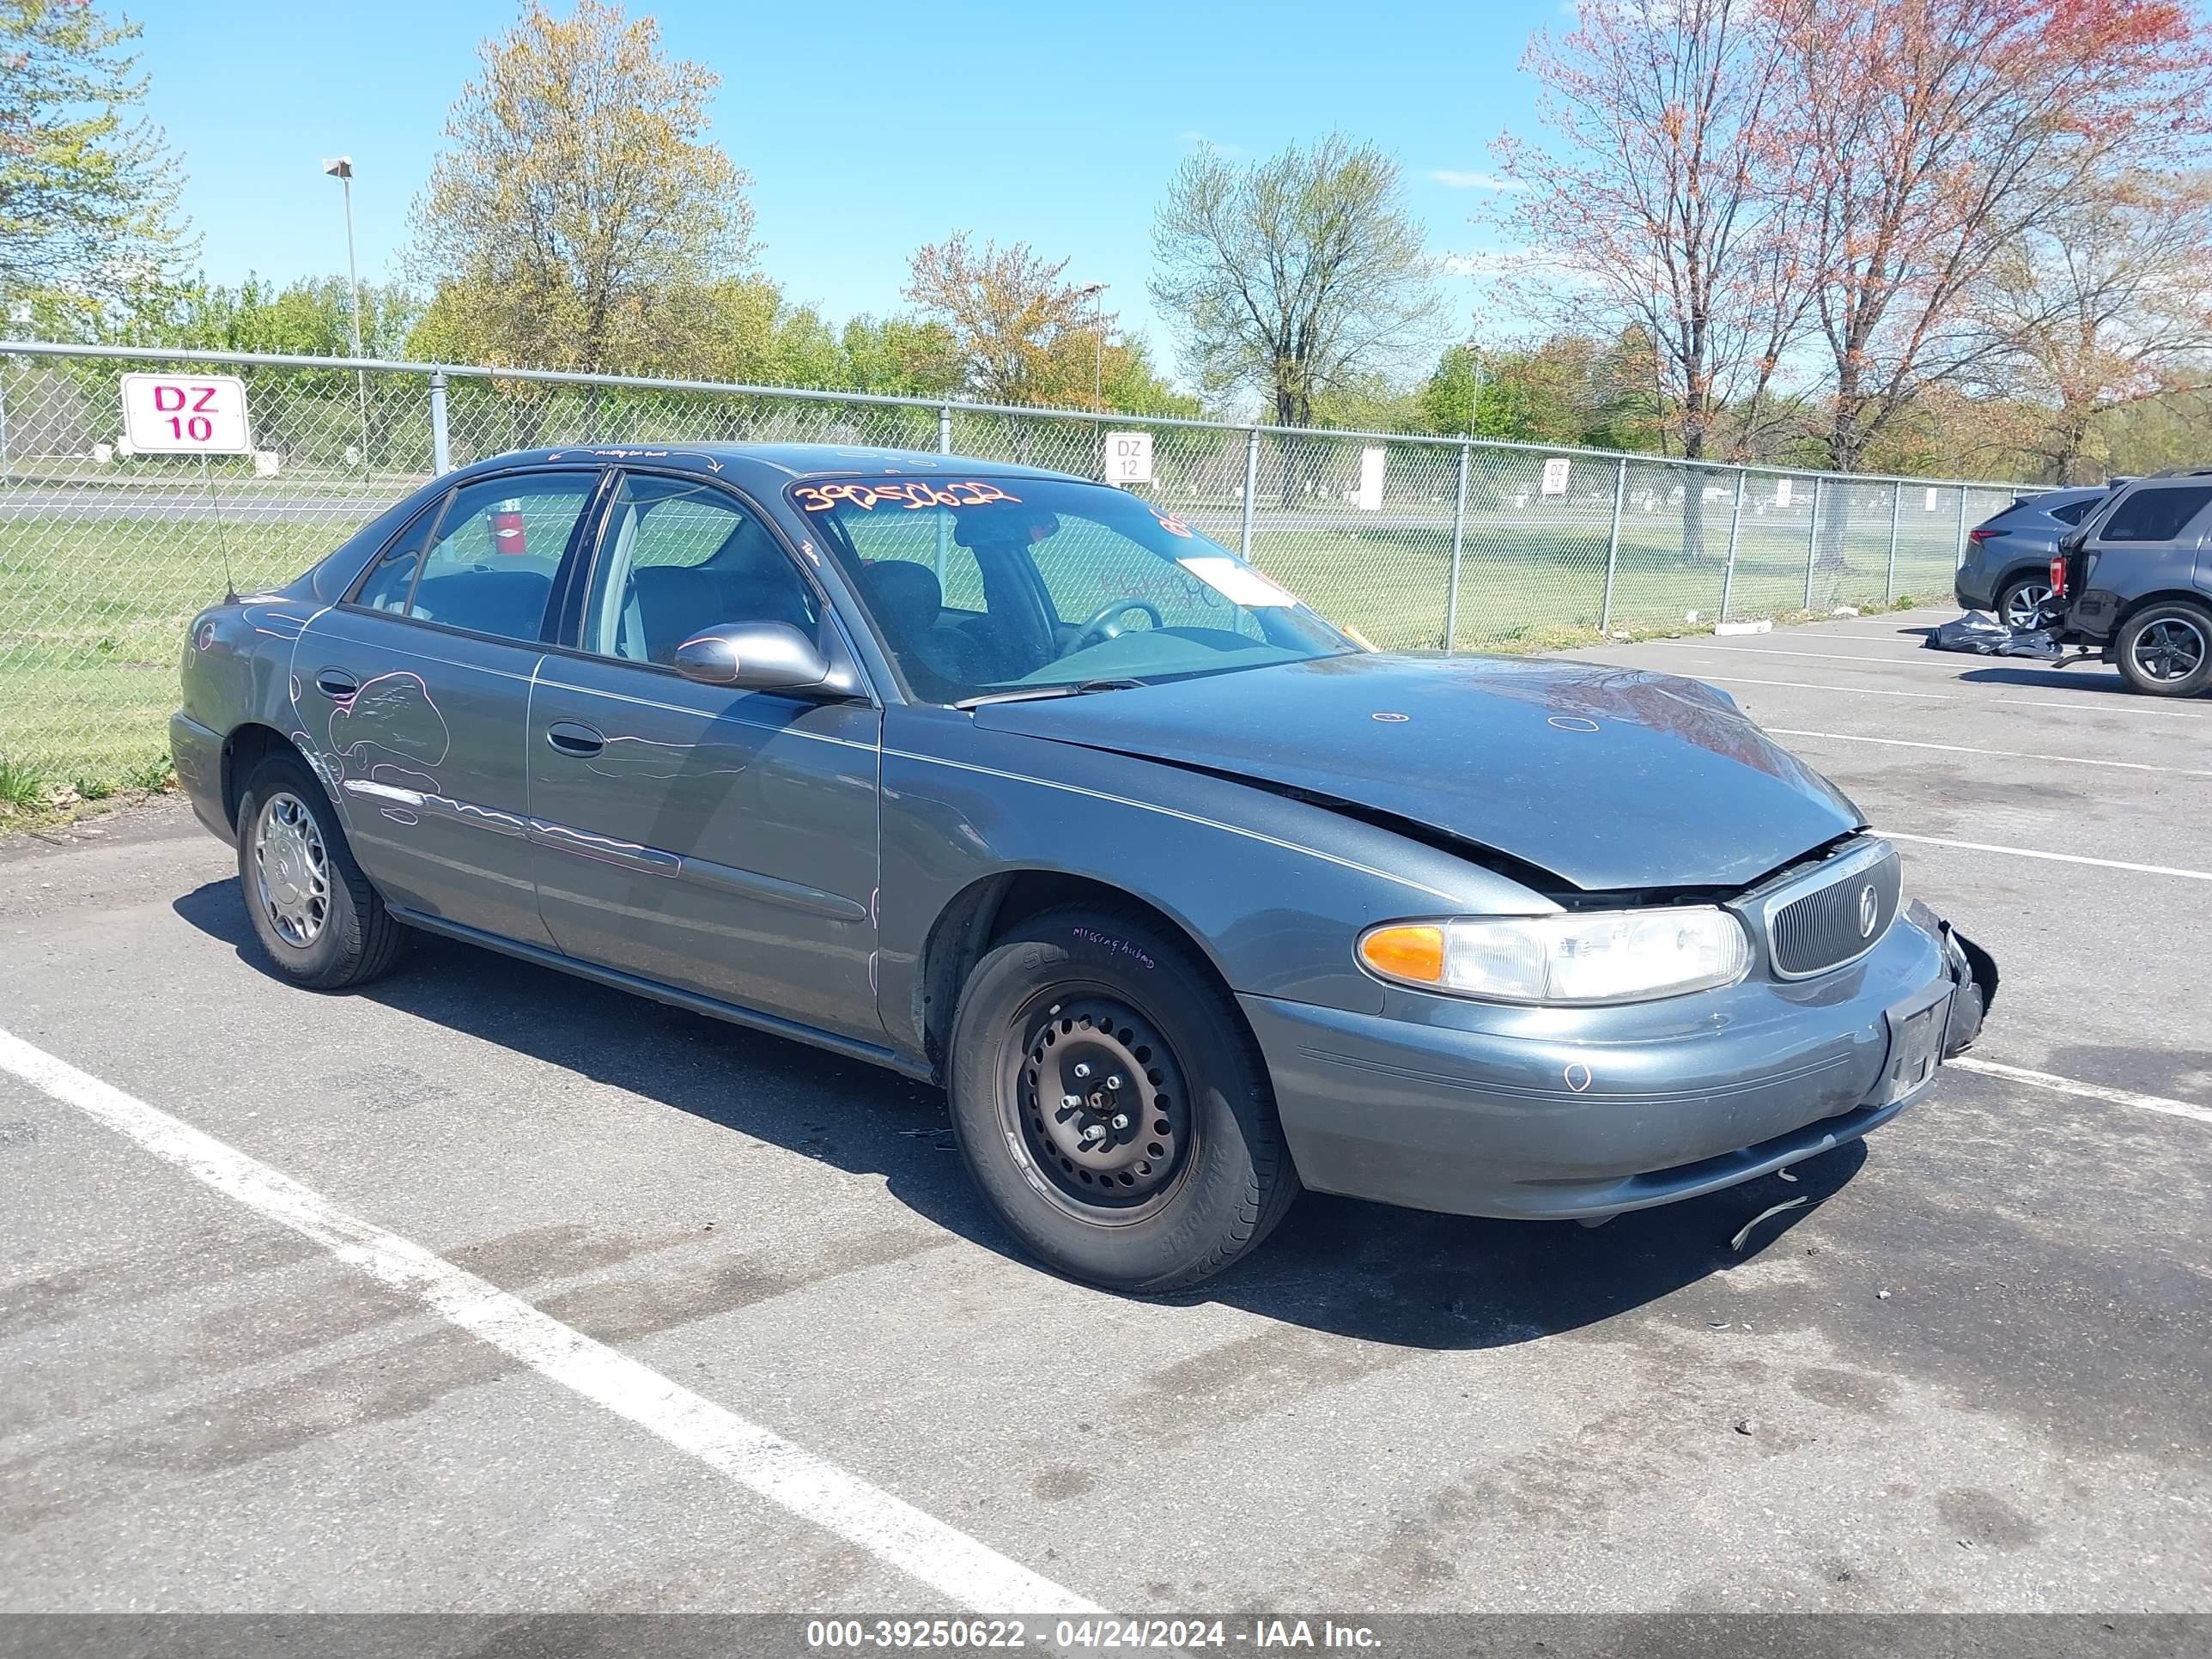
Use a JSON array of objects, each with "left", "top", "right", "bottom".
[{"left": 1358, "top": 908, "right": 1751, "bottom": 1005}]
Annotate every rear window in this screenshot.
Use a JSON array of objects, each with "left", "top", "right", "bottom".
[
  {"left": 2050, "top": 498, "right": 2096, "bottom": 526},
  {"left": 2100, "top": 485, "right": 2212, "bottom": 544}
]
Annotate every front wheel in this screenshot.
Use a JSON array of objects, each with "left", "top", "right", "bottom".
[
  {"left": 2115, "top": 600, "right": 2212, "bottom": 697},
  {"left": 945, "top": 906, "right": 1299, "bottom": 1292}
]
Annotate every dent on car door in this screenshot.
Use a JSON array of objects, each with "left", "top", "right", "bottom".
[
  {"left": 294, "top": 469, "right": 604, "bottom": 946},
  {"left": 525, "top": 471, "right": 884, "bottom": 1042}
]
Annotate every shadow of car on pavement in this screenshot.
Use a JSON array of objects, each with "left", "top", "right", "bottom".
[{"left": 174, "top": 878, "right": 1864, "bottom": 1353}]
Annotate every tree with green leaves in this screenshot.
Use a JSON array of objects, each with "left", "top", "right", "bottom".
[
  {"left": 408, "top": 0, "right": 754, "bottom": 375},
  {"left": 1150, "top": 135, "right": 1442, "bottom": 429},
  {"left": 0, "top": 0, "right": 192, "bottom": 317}
]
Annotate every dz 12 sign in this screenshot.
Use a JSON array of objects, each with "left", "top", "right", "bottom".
[
  {"left": 1103, "top": 430, "right": 1154, "bottom": 486},
  {"left": 120, "top": 373, "right": 254, "bottom": 455}
]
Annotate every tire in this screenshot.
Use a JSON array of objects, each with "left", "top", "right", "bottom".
[
  {"left": 234, "top": 752, "right": 408, "bottom": 989},
  {"left": 1995, "top": 572, "right": 2057, "bottom": 632},
  {"left": 2114, "top": 600, "right": 2212, "bottom": 698},
  {"left": 945, "top": 905, "right": 1299, "bottom": 1293}
]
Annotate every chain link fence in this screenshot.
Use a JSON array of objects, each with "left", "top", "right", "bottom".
[{"left": 0, "top": 341, "right": 2024, "bottom": 788}]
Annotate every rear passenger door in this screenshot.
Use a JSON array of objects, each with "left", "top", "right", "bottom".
[
  {"left": 526, "top": 471, "right": 884, "bottom": 1042},
  {"left": 295, "top": 468, "right": 605, "bottom": 947}
]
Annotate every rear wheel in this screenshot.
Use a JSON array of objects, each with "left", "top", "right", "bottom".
[
  {"left": 945, "top": 906, "right": 1298, "bottom": 1292},
  {"left": 235, "top": 753, "right": 408, "bottom": 988},
  {"left": 1996, "top": 573, "right": 2056, "bottom": 631},
  {"left": 2115, "top": 600, "right": 2212, "bottom": 698}
]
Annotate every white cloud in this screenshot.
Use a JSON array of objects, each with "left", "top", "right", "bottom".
[{"left": 1431, "top": 169, "right": 1527, "bottom": 191}]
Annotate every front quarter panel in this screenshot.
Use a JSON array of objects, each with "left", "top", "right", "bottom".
[{"left": 876, "top": 704, "right": 1558, "bottom": 1060}]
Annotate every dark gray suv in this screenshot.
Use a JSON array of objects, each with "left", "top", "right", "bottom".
[
  {"left": 2056, "top": 474, "right": 2212, "bottom": 696},
  {"left": 1956, "top": 487, "right": 2112, "bottom": 628}
]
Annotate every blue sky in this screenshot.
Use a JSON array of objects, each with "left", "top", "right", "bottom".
[{"left": 140, "top": 0, "right": 1564, "bottom": 368}]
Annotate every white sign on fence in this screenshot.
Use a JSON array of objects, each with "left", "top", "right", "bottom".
[
  {"left": 1540, "top": 457, "right": 1571, "bottom": 496},
  {"left": 1924, "top": 487, "right": 1941, "bottom": 510},
  {"left": 1355, "top": 446, "right": 1388, "bottom": 511},
  {"left": 1103, "top": 430, "right": 1153, "bottom": 486},
  {"left": 120, "top": 373, "right": 253, "bottom": 455},
  {"left": 1774, "top": 477, "right": 1793, "bottom": 508}
]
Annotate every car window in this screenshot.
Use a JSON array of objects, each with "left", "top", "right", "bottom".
[
  {"left": 581, "top": 473, "right": 820, "bottom": 666},
  {"left": 2097, "top": 485, "right": 2212, "bottom": 544},
  {"left": 826, "top": 508, "right": 989, "bottom": 613},
  {"left": 352, "top": 472, "right": 597, "bottom": 642},
  {"left": 2050, "top": 498, "right": 2095, "bottom": 526},
  {"left": 793, "top": 476, "right": 1355, "bottom": 704}
]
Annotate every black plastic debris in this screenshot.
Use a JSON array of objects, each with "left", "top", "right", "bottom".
[
  {"left": 1923, "top": 611, "right": 2013, "bottom": 653},
  {"left": 1923, "top": 612, "right": 2067, "bottom": 659}
]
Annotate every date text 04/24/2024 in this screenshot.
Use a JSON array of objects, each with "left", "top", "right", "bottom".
[{"left": 802, "top": 1619, "right": 1382, "bottom": 1650}]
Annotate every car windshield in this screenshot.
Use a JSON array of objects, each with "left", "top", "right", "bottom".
[{"left": 792, "top": 475, "right": 1357, "bottom": 704}]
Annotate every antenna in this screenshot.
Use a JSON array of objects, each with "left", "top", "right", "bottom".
[{"left": 198, "top": 451, "right": 238, "bottom": 603}]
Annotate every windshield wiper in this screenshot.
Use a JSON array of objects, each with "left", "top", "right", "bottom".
[{"left": 954, "top": 678, "right": 1147, "bottom": 711}]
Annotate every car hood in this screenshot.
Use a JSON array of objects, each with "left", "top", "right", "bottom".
[{"left": 971, "top": 653, "right": 1865, "bottom": 892}]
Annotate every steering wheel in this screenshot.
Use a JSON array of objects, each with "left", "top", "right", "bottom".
[{"left": 1068, "top": 597, "right": 1165, "bottom": 651}]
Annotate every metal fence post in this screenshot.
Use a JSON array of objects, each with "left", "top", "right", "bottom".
[
  {"left": 1954, "top": 484, "right": 1969, "bottom": 568},
  {"left": 1802, "top": 475, "right": 1822, "bottom": 610},
  {"left": 1241, "top": 428, "right": 1260, "bottom": 559},
  {"left": 1443, "top": 441, "right": 1471, "bottom": 653},
  {"left": 1886, "top": 481, "right": 1904, "bottom": 601},
  {"left": 428, "top": 370, "right": 450, "bottom": 476},
  {"left": 1599, "top": 457, "right": 1627, "bottom": 633},
  {"left": 1717, "top": 468, "right": 1746, "bottom": 623},
  {"left": 935, "top": 402, "right": 954, "bottom": 582}
]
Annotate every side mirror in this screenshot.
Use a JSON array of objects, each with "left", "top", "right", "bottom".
[{"left": 672, "top": 622, "right": 843, "bottom": 694}]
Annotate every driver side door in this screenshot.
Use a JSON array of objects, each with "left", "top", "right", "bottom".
[{"left": 526, "top": 471, "right": 884, "bottom": 1044}]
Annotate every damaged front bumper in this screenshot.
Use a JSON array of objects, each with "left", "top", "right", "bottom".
[{"left": 1241, "top": 902, "right": 1996, "bottom": 1223}]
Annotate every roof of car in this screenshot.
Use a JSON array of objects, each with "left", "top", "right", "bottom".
[{"left": 455, "top": 442, "right": 1088, "bottom": 488}]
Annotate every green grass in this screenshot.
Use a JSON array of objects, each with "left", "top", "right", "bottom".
[
  {"left": 0, "top": 515, "right": 366, "bottom": 787},
  {"left": 0, "top": 500, "right": 1962, "bottom": 795}
]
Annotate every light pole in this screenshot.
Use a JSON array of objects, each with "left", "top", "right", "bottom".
[
  {"left": 323, "top": 155, "right": 371, "bottom": 471},
  {"left": 1077, "top": 282, "right": 1107, "bottom": 408}
]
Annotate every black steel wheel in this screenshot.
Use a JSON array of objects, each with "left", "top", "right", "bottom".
[
  {"left": 2115, "top": 601, "right": 2212, "bottom": 698},
  {"left": 946, "top": 904, "right": 1299, "bottom": 1291},
  {"left": 1006, "top": 992, "right": 1193, "bottom": 1224}
]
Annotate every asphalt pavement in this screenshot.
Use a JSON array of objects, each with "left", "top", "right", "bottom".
[{"left": 0, "top": 606, "right": 2205, "bottom": 1627}]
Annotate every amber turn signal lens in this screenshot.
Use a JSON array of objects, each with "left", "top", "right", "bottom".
[{"left": 1359, "top": 924, "right": 1446, "bottom": 985}]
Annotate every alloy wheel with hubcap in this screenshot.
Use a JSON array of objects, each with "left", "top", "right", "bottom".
[
  {"left": 1999, "top": 580, "right": 2055, "bottom": 630},
  {"left": 253, "top": 790, "right": 331, "bottom": 947}
]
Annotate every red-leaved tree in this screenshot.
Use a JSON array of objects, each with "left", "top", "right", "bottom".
[{"left": 1777, "top": 0, "right": 2212, "bottom": 473}]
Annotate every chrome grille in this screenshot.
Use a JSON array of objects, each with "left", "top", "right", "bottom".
[{"left": 1767, "top": 846, "right": 1901, "bottom": 977}]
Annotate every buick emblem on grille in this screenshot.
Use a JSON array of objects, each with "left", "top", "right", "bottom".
[{"left": 1857, "top": 884, "right": 1879, "bottom": 939}]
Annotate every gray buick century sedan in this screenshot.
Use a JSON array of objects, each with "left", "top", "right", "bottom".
[{"left": 173, "top": 444, "right": 1997, "bottom": 1291}]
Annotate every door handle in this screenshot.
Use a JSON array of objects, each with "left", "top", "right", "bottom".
[
  {"left": 545, "top": 720, "right": 605, "bottom": 757},
  {"left": 313, "top": 668, "right": 360, "bottom": 699}
]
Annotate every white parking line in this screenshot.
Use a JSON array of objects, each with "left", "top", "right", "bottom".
[
  {"left": 1654, "top": 647, "right": 2207, "bottom": 719},
  {"left": 1675, "top": 668, "right": 2212, "bottom": 724},
  {"left": 1766, "top": 726, "right": 2212, "bottom": 778},
  {"left": 1689, "top": 673, "right": 1953, "bottom": 701},
  {"left": 1948, "top": 1057, "right": 2212, "bottom": 1127},
  {"left": 1884, "top": 830, "right": 2212, "bottom": 882},
  {"left": 0, "top": 1027, "right": 1099, "bottom": 1617}
]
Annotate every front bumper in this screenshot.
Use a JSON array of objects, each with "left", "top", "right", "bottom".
[{"left": 1242, "top": 908, "right": 1985, "bottom": 1222}]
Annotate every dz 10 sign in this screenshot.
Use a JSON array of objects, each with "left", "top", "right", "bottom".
[{"left": 120, "top": 373, "right": 254, "bottom": 455}]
